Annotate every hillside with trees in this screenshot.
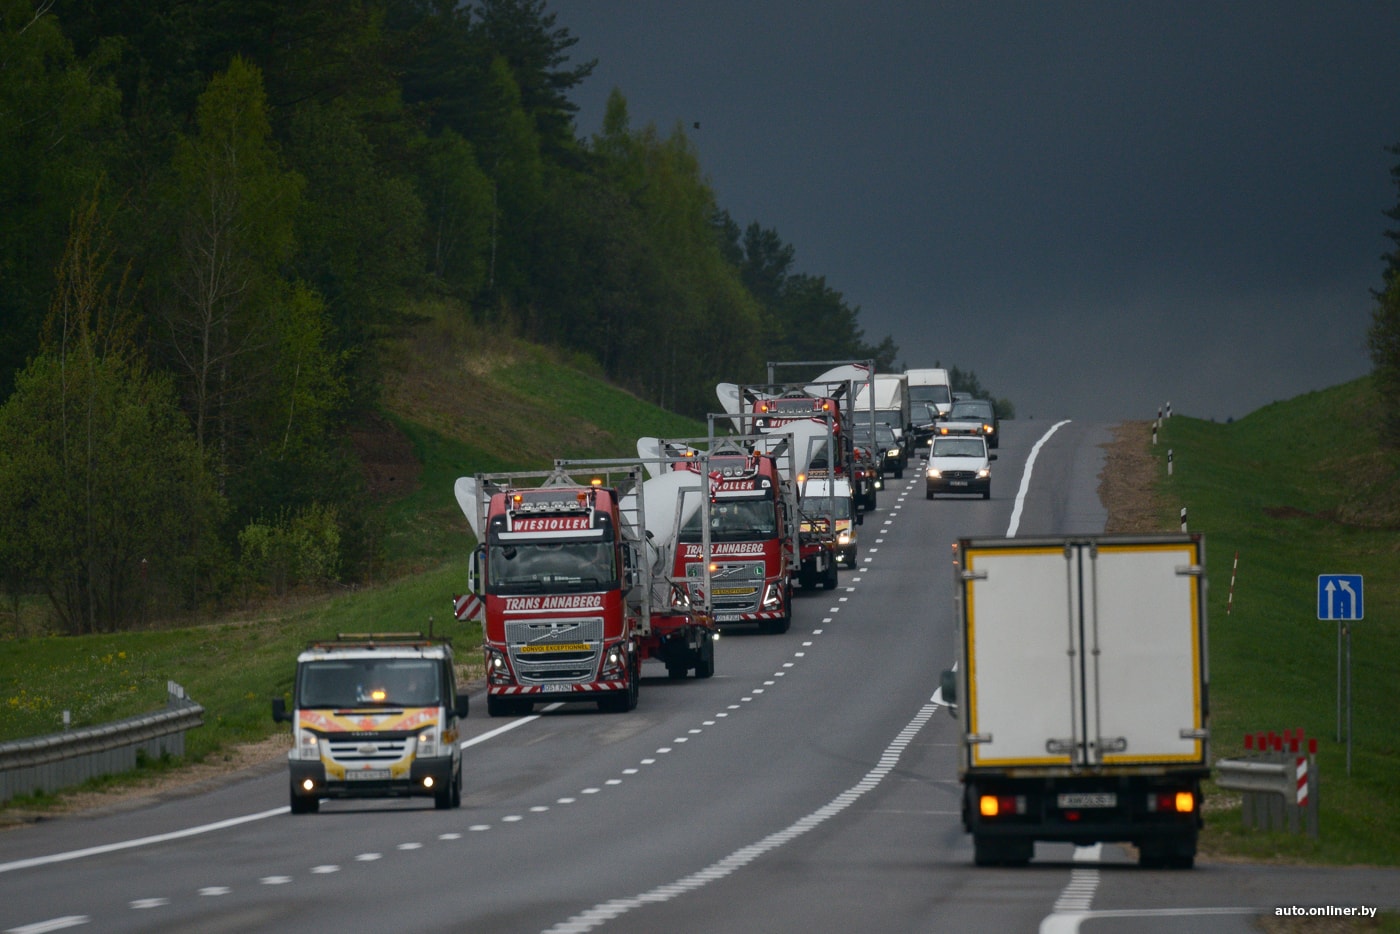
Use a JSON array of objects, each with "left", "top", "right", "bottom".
[{"left": 0, "top": 1, "right": 896, "bottom": 633}]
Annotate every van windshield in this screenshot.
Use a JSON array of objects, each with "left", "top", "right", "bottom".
[{"left": 298, "top": 659, "right": 440, "bottom": 708}]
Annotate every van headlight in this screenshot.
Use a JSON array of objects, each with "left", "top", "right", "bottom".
[
  {"left": 416, "top": 725, "right": 442, "bottom": 758},
  {"left": 293, "top": 727, "right": 321, "bottom": 761},
  {"left": 927, "top": 467, "right": 942, "bottom": 479},
  {"left": 977, "top": 467, "right": 991, "bottom": 479}
]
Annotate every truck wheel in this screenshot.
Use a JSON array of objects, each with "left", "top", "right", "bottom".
[
  {"left": 289, "top": 787, "right": 320, "bottom": 815},
  {"left": 894, "top": 467, "right": 904, "bottom": 479},
  {"left": 487, "top": 694, "right": 528, "bottom": 717},
  {"left": 798, "top": 568, "right": 816, "bottom": 590},
  {"left": 695, "top": 636, "right": 715, "bottom": 678},
  {"left": 822, "top": 561, "right": 838, "bottom": 589},
  {"left": 762, "top": 612, "right": 791, "bottom": 635},
  {"left": 666, "top": 660, "right": 688, "bottom": 679}
]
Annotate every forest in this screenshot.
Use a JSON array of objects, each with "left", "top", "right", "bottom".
[{"left": 0, "top": 1, "right": 901, "bottom": 633}]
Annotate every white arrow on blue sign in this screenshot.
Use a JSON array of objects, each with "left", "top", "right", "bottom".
[{"left": 1318, "top": 574, "right": 1364, "bottom": 621}]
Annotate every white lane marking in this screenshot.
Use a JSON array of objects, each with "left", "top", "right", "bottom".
[
  {"left": 6, "top": 918, "right": 90, "bottom": 933},
  {"left": 1038, "top": 845, "right": 1101, "bottom": 933},
  {"left": 198, "top": 886, "right": 230, "bottom": 896},
  {"left": 543, "top": 701, "right": 940, "bottom": 934},
  {"left": 129, "top": 899, "right": 168, "bottom": 909},
  {"left": 1007, "top": 420, "right": 1071, "bottom": 537},
  {"left": 1041, "top": 907, "right": 1257, "bottom": 933},
  {"left": 0, "top": 808, "right": 289, "bottom": 875},
  {"left": 260, "top": 875, "right": 292, "bottom": 885}
]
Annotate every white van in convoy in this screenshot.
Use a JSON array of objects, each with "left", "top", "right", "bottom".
[{"left": 906, "top": 368, "right": 952, "bottom": 445}]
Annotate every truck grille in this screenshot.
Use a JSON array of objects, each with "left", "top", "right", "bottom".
[
  {"left": 506, "top": 617, "right": 603, "bottom": 683},
  {"left": 708, "top": 561, "right": 765, "bottom": 613}
]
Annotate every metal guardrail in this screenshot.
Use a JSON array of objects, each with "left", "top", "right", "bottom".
[
  {"left": 1216, "top": 749, "right": 1319, "bottom": 838},
  {"left": 0, "top": 682, "right": 204, "bottom": 805}
]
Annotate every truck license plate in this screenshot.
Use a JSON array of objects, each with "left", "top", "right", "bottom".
[
  {"left": 1057, "top": 792, "right": 1116, "bottom": 808},
  {"left": 716, "top": 613, "right": 740, "bottom": 622},
  {"left": 345, "top": 769, "right": 390, "bottom": 781},
  {"left": 542, "top": 683, "right": 572, "bottom": 692}
]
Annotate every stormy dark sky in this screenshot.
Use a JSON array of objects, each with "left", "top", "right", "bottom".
[{"left": 550, "top": 1, "right": 1400, "bottom": 422}]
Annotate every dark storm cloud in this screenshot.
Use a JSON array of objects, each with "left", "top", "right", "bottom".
[{"left": 551, "top": 1, "right": 1400, "bottom": 421}]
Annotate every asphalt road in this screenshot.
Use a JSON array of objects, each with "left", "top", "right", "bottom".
[{"left": 2, "top": 419, "right": 1396, "bottom": 933}]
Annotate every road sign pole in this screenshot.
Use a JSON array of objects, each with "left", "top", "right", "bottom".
[
  {"left": 1336, "top": 619, "right": 1342, "bottom": 742},
  {"left": 1345, "top": 623, "right": 1353, "bottom": 777}
]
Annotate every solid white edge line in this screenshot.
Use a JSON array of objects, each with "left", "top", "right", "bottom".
[
  {"left": 0, "top": 808, "right": 289, "bottom": 875},
  {"left": 1, "top": 699, "right": 560, "bottom": 876},
  {"left": 1006, "top": 420, "right": 1071, "bottom": 537}
]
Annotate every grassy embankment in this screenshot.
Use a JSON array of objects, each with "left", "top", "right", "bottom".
[
  {"left": 1151, "top": 377, "right": 1399, "bottom": 866},
  {"left": 0, "top": 312, "right": 705, "bottom": 803}
]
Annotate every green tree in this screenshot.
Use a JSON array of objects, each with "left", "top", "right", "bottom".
[
  {"left": 0, "top": 0, "right": 120, "bottom": 393},
  {"left": 1370, "top": 271, "right": 1400, "bottom": 447},
  {"left": 154, "top": 56, "right": 303, "bottom": 471},
  {"left": 470, "top": 0, "right": 594, "bottom": 158},
  {"left": 0, "top": 195, "right": 224, "bottom": 633}
]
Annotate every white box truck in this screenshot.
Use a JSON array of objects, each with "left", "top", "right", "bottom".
[
  {"left": 940, "top": 534, "right": 1209, "bottom": 868},
  {"left": 905, "top": 367, "right": 951, "bottom": 446}
]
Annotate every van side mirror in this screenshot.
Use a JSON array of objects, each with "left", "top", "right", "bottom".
[
  {"left": 989, "top": 453, "right": 998, "bottom": 461},
  {"left": 272, "top": 697, "right": 289, "bottom": 723}
]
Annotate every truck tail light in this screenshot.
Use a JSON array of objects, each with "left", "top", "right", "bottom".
[
  {"left": 1147, "top": 791, "right": 1195, "bottom": 814},
  {"left": 979, "top": 794, "right": 1025, "bottom": 817}
]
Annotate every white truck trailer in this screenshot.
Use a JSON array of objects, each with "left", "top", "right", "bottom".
[{"left": 940, "top": 534, "right": 1209, "bottom": 868}]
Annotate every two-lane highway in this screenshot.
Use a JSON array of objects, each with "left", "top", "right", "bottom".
[{"left": 3, "top": 420, "right": 1396, "bottom": 933}]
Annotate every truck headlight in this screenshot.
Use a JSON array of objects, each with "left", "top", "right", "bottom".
[{"left": 761, "top": 582, "right": 785, "bottom": 610}]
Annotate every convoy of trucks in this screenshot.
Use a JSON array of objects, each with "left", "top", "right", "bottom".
[
  {"left": 940, "top": 534, "right": 1210, "bottom": 868},
  {"left": 269, "top": 357, "right": 1211, "bottom": 876}
]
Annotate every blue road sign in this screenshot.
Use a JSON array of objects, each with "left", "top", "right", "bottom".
[{"left": 1318, "top": 574, "right": 1364, "bottom": 621}]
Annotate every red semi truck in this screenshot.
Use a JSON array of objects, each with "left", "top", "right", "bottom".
[
  {"left": 454, "top": 460, "right": 714, "bottom": 717},
  {"left": 640, "top": 437, "right": 799, "bottom": 635}
]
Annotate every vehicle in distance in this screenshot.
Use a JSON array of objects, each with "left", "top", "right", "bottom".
[
  {"left": 272, "top": 633, "right": 469, "bottom": 814},
  {"left": 855, "top": 420, "right": 907, "bottom": 479},
  {"left": 936, "top": 399, "right": 999, "bottom": 448},
  {"left": 926, "top": 435, "right": 996, "bottom": 499}
]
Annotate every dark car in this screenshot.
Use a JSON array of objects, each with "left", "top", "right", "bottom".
[{"left": 935, "top": 399, "right": 999, "bottom": 449}]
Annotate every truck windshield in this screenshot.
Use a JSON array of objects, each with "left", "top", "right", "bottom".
[
  {"left": 679, "top": 498, "right": 777, "bottom": 541},
  {"left": 487, "top": 540, "right": 615, "bottom": 593},
  {"left": 298, "top": 659, "right": 440, "bottom": 708}
]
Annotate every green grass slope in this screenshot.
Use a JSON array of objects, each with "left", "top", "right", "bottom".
[
  {"left": 1153, "top": 377, "right": 1400, "bottom": 865},
  {"left": 1, "top": 313, "right": 706, "bottom": 804}
]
